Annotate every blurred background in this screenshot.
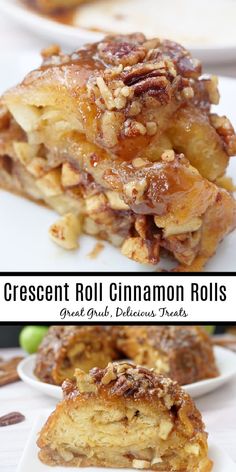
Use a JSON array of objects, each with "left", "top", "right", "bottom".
[
  {"left": 0, "top": 325, "right": 235, "bottom": 348},
  {"left": 0, "top": 326, "right": 23, "bottom": 347}
]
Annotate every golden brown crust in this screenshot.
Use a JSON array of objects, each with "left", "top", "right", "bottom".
[
  {"left": 116, "top": 326, "right": 219, "bottom": 385},
  {"left": 34, "top": 325, "right": 119, "bottom": 385},
  {"left": 0, "top": 34, "right": 235, "bottom": 270},
  {"left": 37, "top": 363, "right": 213, "bottom": 471}
]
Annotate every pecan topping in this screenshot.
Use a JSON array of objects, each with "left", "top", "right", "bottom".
[
  {"left": 147, "top": 40, "right": 202, "bottom": 79},
  {"left": 98, "top": 41, "right": 146, "bottom": 67},
  {"left": 90, "top": 362, "right": 179, "bottom": 402},
  {"left": 0, "top": 412, "right": 25, "bottom": 427}
]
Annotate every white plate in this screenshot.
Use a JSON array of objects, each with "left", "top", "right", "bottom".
[
  {"left": 17, "top": 346, "right": 236, "bottom": 400},
  {"left": 1, "top": 0, "right": 236, "bottom": 63},
  {"left": 16, "top": 412, "right": 236, "bottom": 472},
  {"left": 0, "top": 49, "right": 236, "bottom": 271}
]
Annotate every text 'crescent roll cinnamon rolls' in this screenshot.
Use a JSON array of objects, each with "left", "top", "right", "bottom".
[
  {"left": 37, "top": 362, "right": 213, "bottom": 471},
  {"left": 0, "top": 34, "right": 235, "bottom": 271}
]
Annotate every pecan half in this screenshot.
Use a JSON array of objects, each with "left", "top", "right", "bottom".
[
  {"left": 0, "top": 412, "right": 25, "bottom": 427},
  {"left": 133, "top": 76, "right": 171, "bottom": 102},
  {"left": 123, "top": 63, "right": 168, "bottom": 87},
  {"left": 98, "top": 41, "right": 146, "bottom": 67}
]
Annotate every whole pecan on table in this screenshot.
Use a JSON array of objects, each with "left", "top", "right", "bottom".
[{"left": 0, "top": 411, "right": 25, "bottom": 427}]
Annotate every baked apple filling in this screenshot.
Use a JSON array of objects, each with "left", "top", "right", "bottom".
[{"left": 0, "top": 34, "right": 235, "bottom": 271}]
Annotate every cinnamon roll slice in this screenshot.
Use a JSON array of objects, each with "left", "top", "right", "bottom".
[
  {"left": 37, "top": 362, "right": 213, "bottom": 471},
  {"left": 0, "top": 34, "right": 235, "bottom": 270}
]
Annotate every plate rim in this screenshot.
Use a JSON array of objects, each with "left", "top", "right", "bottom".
[
  {"left": 17, "top": 346, "right": 236, "bottom": 399},
  {"left": 16, "top": 411, "right": 236, "bottom": 471}
]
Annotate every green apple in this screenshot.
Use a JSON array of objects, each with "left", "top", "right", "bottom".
[
  {"left": 19, "top": 326, "right": 49, "bottom": 354},
  {"left": 203, "top": 326, "right": 215, "bottom": 335}
]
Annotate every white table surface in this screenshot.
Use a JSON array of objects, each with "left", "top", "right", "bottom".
[
  {"left": 0, "top": 347, "right": 236, "bottom": 471},
  {"left": 0, "top": 12, "right": 236, "bottom": 78}
]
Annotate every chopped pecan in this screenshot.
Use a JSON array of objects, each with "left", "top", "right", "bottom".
[
  {"left": 121, "top": 236, "right": 160, "bottom": 265},
  {"left": 210, "top": 113, "right": 236, "bottom": 155},
  {"left": 0, "top": 412, "right": 25, "bottom": 427},
  {"left": 123, "top": 119, "right": 147, "bottom": 138},
  {"left": 177, "top": 56, "right": 202, "bottom": 79},
  {"left": 41, "top": 44, "right": 60, "bottom": 59}
]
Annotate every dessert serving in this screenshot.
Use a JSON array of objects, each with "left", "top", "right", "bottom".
[
  {"left": 37, "top": 362, "right": 213, "bottom": 470},
  {"left": 0, "top": 34, "right": 235, "bottom": 271},
  {"left": 34, "top": 325, "right": 219, "bottom": 386}
]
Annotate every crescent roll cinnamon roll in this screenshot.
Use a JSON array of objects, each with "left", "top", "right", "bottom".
[
  {"left": 37, "top": 362, "right": 213, "bottom": 471},
  {"left": 0, "top": 34, "right": 235, "bottom": 271}
]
